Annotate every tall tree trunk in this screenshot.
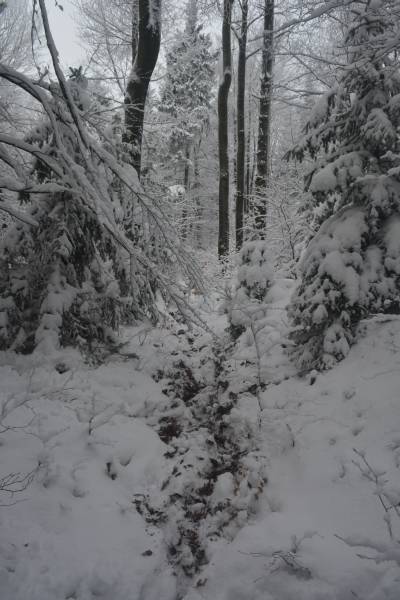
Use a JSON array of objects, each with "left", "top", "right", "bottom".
[
  {"left": 254, "top": 0, "right": 274, "bottom": 234},
  {"left": 245, "top": 95, "right": 252, "bottom": 211},
  {"left": 251, "top": 133, "right": 257, "bottom": 196},
  {"left": 192, "top": 147, "right": 202, "bottom": 247},
  {"left": 235, "top": 0, "right": 248, "bottom": 250},
  {"left": 181, "top": 145, "right": 191, "bottom": 240},
  {"left": 232, "top": 107, "right": 237, "bottom": 189},
  {"left": 218, "top": 0, "right": 233, "bottom": 258},
  {"left": 124, "top": 0, "right": 161, "bottom": 178},
  {"left": 131, "top": 0, "right": 139, "bottom": 64}
]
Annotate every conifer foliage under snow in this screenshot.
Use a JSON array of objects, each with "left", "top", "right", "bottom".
[
  {"left": 229, "top": 240, "right": 274, "bottom": 338},
  {"left": 160, "top": 0, "right": 216, "bottom": 155},
  {"left": 288, "top": 0, "right": 400, "bottom": 370},
  {"left": 0, "top": 4, "right": 203, "bottom": 356}
]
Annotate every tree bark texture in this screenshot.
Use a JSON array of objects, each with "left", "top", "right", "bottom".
[
  {"left": 235, "top": 0, "right": 248, "bottom": 250},
  {"left": 192, "top": 148, "right": 202, "bottom": 247},
  {"left": 181, "top": 144, "right": 191, "bottom": 240},
  {"left": 218, "top": 0, "right": 234, "bottom": 258},
  {"left": 131, "top": 0, "right": 139, "bottom": 64},
  {"left": 124, "top": 0, "right": 161, "bottom": 178},
  {"left": 245, "top": 97, "right": 253, "bottom": 210},
  {"left": 254, "top": 0, "right": 274, "bottom": 234}
]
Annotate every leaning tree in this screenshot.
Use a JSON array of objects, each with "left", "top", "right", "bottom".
[{"left": 0, "top": 0, "right": 203, "bottom": 358}]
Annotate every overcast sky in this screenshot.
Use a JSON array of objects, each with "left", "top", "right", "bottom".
[{"left": 48, "top": 0, "right": 84, "bottom": 69}]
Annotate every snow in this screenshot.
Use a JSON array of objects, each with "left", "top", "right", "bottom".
[
  {"left": 180, "top": 311, "right": 400, "bottom": 600},
  {"left": 309, "top": 153, "right": 364, "bottom": 194},
  {"left": 310, "top": 163, "right": 338, "bottom": 192},
  {"left": 0, "top": 280, "right": 400, "bottom": 599},
  {"left": 0, "top": 352, "right": 178, "bottom": 600},
  {"left": 384, "top": 216, "right": 400, "bottom": 257},
  {"left": 3, "top": 2, "right": 400, "bottom": 596},
  {"left": 362, "top": 108, "right": 397, "bottom": 151}
]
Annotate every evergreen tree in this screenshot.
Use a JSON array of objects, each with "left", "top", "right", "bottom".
[
  {"left": 159, "top": 0, "right": 216, "bottom": 206},
  {"left": 287, "top": 0, "right": 400, "bottom": 370},
  {"left": 228, "top": 240, "right": 274, "bottom": 340}
]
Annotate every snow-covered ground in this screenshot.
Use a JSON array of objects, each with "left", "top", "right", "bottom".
[
  {"left": 190, "top": 313, "right": 400, "bottom": 600},
  {"left": 0, "top": 281, "right": 399, "bottom": 600},
  {"left": 0, "top": 351, "right": 178, "bottom": 600}
]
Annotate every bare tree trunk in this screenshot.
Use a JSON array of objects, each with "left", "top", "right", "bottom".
[
  {"left": 254, "top": 0, "right": 274, "bottom": 234},
  {"left": 131, "top": 0, "right": 139, "bottom": 64},
  {"left": 235, "top": 0, "right": 248, "bottom": 250},
  {"left": 245, "top": 95, "right": 252, "bottom": 211},
  {"left": 251, "top": 133, "right": 257, "bottom": 196},
  {"left": 124, "top": 0, "right": 161, "bottom": 178},
  {"left": 232, "top": 106, "right": 237, "bottom": 189},
  {"left": 218, "top": 0, "right": 234, "bottom": 258},
  {"left": 192, "top": 147, "right": 202, "bottom": 247},
  {"left": 181, "top": 145, "right": 191, "bottom": 240}
]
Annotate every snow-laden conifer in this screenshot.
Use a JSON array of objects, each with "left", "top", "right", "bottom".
[
  {"left": 229, "top": 240, "right": 274, "bottom": 339},
  {"left": 160, "top": 0, "right": 216, "bottom": 160},
  {"left": 158, "top": 0, "right": 216, "bottom": 243},
  {"left": 287, "top": 0, "right": 400, "bottom": 370}
]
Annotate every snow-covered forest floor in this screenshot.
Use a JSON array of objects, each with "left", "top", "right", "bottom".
[{"left": 1, "top": 273, "right": 400, "bottom": 600}]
